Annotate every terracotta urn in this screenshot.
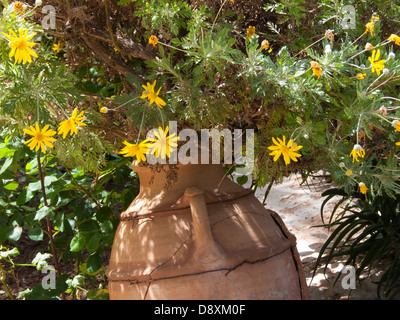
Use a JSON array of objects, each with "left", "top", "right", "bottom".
[{"left": 106, "top": 161, "right": 309, "bottom": 299}]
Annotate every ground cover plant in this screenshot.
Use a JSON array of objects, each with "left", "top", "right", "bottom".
[{"left": 0, "top": 0, "right": 400, "bottom": 299}]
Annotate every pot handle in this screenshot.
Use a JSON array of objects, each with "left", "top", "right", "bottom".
[{"left": 185, "top": 186, "right": 221, "bottom": 263}]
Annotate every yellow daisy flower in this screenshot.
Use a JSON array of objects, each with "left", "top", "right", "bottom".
[
  {"left": 359, "top": 182, "right": 368, "bottom": 194},
  {"left": 148, "top": 126, "right": 179, "bottom": 160},
  {"left": 368, "top": 49, "right": 385, "bottom": 76},
  {"left": 388, "top": 34, "right": 400, "bottom": 46},
  {"left": 350, "top": 144, "right": 365, "bottom": 163},
  {"left": 310, "top": 61, "right": 322, "bottom": 79},
  {"left": 119, "top": 140, "right": 150, "bottom": 163},
  {"left": 261, "top": 40, "right": 269, "bottom": 50},
  {"left": 14, "top": 1, "right": 24, "bottom": 15},
  {"left": 52, "top": 41, "right": 64, "bottom": 53},
  {"left": 356, "top": 73, "right": 366, "bottom": 80},
  {"left": 365, "top": 22, "right": 374, "bottom": 37},
  {"left": 99, "top": 107, "right": 108, "bottom": 114},
  {"left": 1, "top": 28, "right": 38, "bottom": 65},
  {"left": 58, "top": 108, "right": 87, "bottom": 138},
  {"left": 394, "top": 120, "right": 400, "bottom": 132},
  {"left": 149, "top": 35, "right": 158, "bottom": 47},
  {"left": 141, "top": 80, "right": 166, "bottom": 108},
  {"left": 247, "top": 26, "right": 255, "bottom": 40},
  {"left": 346, "top": 170, "right": 352, "bottom": 176},
  {"left": 23, "top": 122, "right": 57, "bottom": 154},
  {"left": 268, "top": 136, "right": 303, "bottom": 165}
]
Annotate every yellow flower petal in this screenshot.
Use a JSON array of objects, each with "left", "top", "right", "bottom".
[
  {"left": 2, "top": 28, "right": 38, "bottom": 64},
  {"left": 268, "top": 135, "right": 302, "bottom": 165},
  {"left": 23, "top": 122, "right": 57, "bottom": 154}
]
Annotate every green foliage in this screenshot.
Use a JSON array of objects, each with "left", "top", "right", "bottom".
[
  {"left": 0, "top": 135, "right": 137, "bottom": 299},
  {"left": 265, "top": 0, "right": 308, "bottom": 27},
  {"left": 133, "top": 0, "right": 192, "bottom": 38},
  {"left": 314, "top": 186, "right": 400, "bottom": 299}
]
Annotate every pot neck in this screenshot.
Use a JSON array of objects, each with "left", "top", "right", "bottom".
[{"left": 120, "top": 161, "right": 247, "bottom": 218}]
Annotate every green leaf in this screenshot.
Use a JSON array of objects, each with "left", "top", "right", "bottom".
[
  {"left": 0, "top": 247, "right": 20, "bottom": 259},
  {"left": 86, "top": 233, "right": 102, "bottom": 254},
  {"left": 53, "top": 235, "right": 68, "bottom": 249},
  {"left": 96, "top": 206, "right": 112, "bottom": 222},
  {"left": 99, "top": 220, "right": 114, "bottom": 234},
  {"left": 28, "top": 175, "right": 57, "bottom": 193},
  {"left": 0, "top": 147, "right": 15, "bottom": 158},
  {"left": 0, "top": 157, "right": 12, "bottom": 175},
  {"left": 79, "top": 220, "right": 99, "bottom": 232},
  {"left": 34, "top": 206, "right": 52, "bottom": 222},
  {"left": 70, "top": 274, "right": 85, "bottom": 288},
  {"left": 54, "top": 212, "right": 65, "bottom": 232},
  {"left": 85, "top": 254, "right": 103, "bottom": 275},
  {"left": 7, "top": 226, "right": 22, "bottom": 242},
  {"left": 236, "top": 175, "right": 248, "bottom": 186},
  {"left": 25, "top": 274, "right": 69, "bottom": 300},
  {"left": 4, "top": 181, "right": 18, "bottom": 191},
  {"left": 28, "top": 226, "right": 44, "bottom": 241},
  {"left": 16, "top": 189, "right": 35, "bottom": 205},
  {"left": 69, "top": 232, "right": 86, "bottom": 252},
  {"left": 27, "top": 180, "right": 42, "bottom": 192},
  {"left": 32, "top": 252, "right": 52, "bottom": 270},
  {"left": 0, "top": 225, "right": 9, "bottom": 244}
]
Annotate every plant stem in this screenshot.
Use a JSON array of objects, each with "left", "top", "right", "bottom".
[
  {"left": 136, "top": 111, "right": 146, "bottom": 144},
  {"left": 211, "top": 0, "right": 229, "bottom": 32},
  {"left": 262, "top": 178, "right": 275, "bottom": 205},
  {"left": 344, "top": 33, "right": 365, "bottom": 51},
  {"left": 37, "top": 154, "right": 62, "bottom": 276},
  {"left": 294, "top": 36, "right": 325, "bottom": 58},
  {"left": 0, "top": 263, "right": 15, "bottom": 300},
  {"left": 104, "top": 0, "right": 119, "bottom": 52},
  {"left": 158, "top": 106, "right": 165, "bottom": 129}
]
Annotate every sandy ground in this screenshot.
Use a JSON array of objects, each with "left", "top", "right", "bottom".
[{"left": 249, "top": 173, "right": 389, "bottom": 300}]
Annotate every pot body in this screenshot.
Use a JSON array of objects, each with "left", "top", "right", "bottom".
[{"left": 106, "top": 162, "right": 309, "bottom": 300}]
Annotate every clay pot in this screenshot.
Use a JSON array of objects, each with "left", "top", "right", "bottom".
[{"left": 106, "top": 161, "right": 309, "bottom": 299}]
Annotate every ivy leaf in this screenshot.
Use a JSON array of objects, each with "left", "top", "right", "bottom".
[
  {"left": 0, "top": 247, "right": 20, "bottom": 259},
  {"left": 32, "top": 252, "right": 52, "bottom": 270}
]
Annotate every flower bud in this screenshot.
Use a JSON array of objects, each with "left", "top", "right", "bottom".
[
  {"left": 379, "top": 105, "right": 387, "bottom": 116},
  {"left": 324, "top": 44, "right": 332, "bottom": 55},
  {"left": 325, "top": 29, "right": 334, "bottom": 42},
  {"left": 261, "top": 40, "right": 269, "bottom": 50},
  {"left": 365, "top": 43, "right": 374, "bottom": 50}
]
